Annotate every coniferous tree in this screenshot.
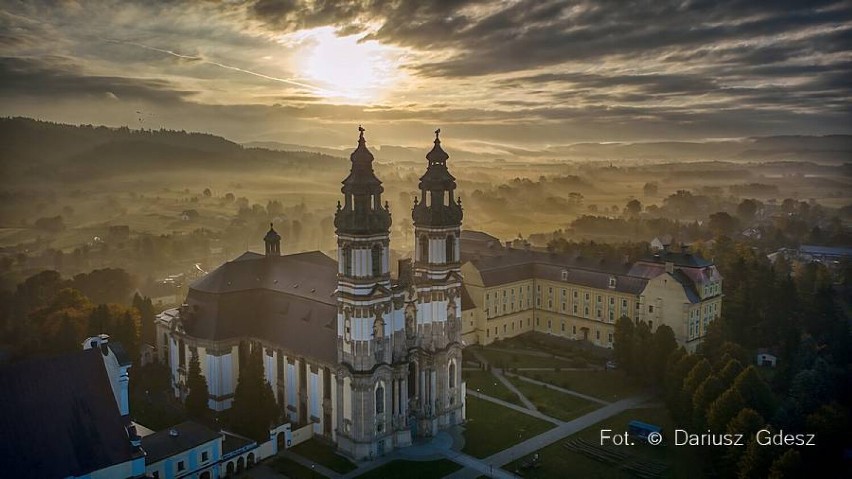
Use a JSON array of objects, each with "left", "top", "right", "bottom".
[
  {"left": 708, "top": 388, "right": 745, "bottom": 432},
  {"left": 185, "top": 351, "right": 210, "bottom": 419},
  {"left": 613, "top": 316, "right": 634, "bottom": 372},
  {"left": 231, "top": 345, "right": 278, "bottom": 441}
]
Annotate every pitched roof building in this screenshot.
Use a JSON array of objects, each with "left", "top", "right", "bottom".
[
  {"left": 0, "top": 348, "right": 146, "bottom": 479},
  {"left": 460, "top": 239, "right": 722, "bottom": 353}
]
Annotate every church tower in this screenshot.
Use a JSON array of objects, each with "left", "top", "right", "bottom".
[
  {"left": 408, "top": 128, "right": 465, "bottom": 435},
  {"left": 334, "top": 126, "right": 400, "bottom": 459}
]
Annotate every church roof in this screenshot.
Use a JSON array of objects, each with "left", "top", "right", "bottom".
[
  {"left": 0, "top": 349, "right": 138, "bottom": 479},
  {"left": 183, "top": 250, "right": 339, "bottom": 364}
]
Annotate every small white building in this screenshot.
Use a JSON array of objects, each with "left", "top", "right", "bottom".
[{"left": 756, "top": 350, "right": 777, "bottom": 368}]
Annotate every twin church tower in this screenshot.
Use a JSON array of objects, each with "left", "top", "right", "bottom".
[{"left": 331, "top": 126, "right": 465, "bottom": 457}]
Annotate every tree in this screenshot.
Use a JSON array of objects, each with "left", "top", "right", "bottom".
[
  {"left": 732, "top": 366, "right": 776, "bottom": 419},
  {"left": 613, "top": 316, "right": 634, "bottom": 373},
  {"left": 185, "top": 351, "right": 210, "bottom": 420},
  {"left": 71, "top": 268, "right": 134, "bottom": 304},
  {"left": 643, "top": 182, "right": 659, "bottom": 196},
  {"left": 768, "top": 449, "right": 802, "bottom": 479},
  {"left": 231, "top": 345, "right": 278, "bottom": 441},
  {"left": 133, "top": 293, "right": 156, "bottom": 346},
  {"left": 651, "top": 325, "right": 677, "bottom": 384},
  {"left": 203, "top": 188, "right": 212, "bottom": 197},
  {"left": 723, "top": 408, "right": 765, "bottom": 474},
  {"left": 709, "top": 211, "right": 740, "bottom": 237},
  {"left": 708, "top": 388, "right": 744, "bottom": 432},
  {"left": 692, "top": 375, "right": 724, "bottom": 429},
  {"left": 624, "top": 199, "right": 642, "bottom": 218},
  {"left": 736, "top": 199, "right": 759, "bottom": 222}
]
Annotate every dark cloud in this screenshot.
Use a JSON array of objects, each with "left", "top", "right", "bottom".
[{"left": 0, "top": 56, "right": 194, "bottom": 102}]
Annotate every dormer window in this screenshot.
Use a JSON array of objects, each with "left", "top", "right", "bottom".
[
  {"left": 609, "top": 276, "right": 617, "bottom": 288},
  {"left": 561, "top": 270, "right": 568, "bottom": 281}
]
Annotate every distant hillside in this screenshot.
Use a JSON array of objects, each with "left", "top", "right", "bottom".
[
  {"left": 0, "top": 117, "right": 345, "bottom": 181},
  {"left": 249, "top": 135, "right": 852, "bottom": 164}
]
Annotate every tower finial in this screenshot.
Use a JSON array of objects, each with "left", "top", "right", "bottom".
[
  {"left": 358, "top": 124, "right": 365, "bottom": 143},
  {"left": 434, "top": 128, "right": 441, "bottom": 142}
]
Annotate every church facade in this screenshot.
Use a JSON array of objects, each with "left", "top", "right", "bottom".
[{"left": 156, "top": 128, "right": 465, "bottom": 460}]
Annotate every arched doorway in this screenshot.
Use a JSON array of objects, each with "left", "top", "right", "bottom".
[
  {"left": 200, "top": 472, "right": 210, "bottom": 479},
  {"left": 247, "top": 452, "right": 255, "bottom": 467},
  {"left": 236, "top": 457, "right": 245, "bottom": 473},
  {"left": 226, "top": 461, "right": 235, "bottom": 476}
]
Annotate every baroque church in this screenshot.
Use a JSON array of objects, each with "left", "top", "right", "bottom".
[{"left": 156, "top": 127, "right": 465, "bottom": 459}]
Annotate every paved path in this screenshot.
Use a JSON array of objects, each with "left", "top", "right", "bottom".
[
  {"left": 491, "top": 368, "right": 539, "bottom": 411},
  {"left": 468, "top": 349, "right": 539, "bottom": 412},
  {"left": 467, "top": 390, "right": 561, "bottom": 425},
  {"left": 505, "top": 372, "right": 610, "bottom": 405},
  {"left": 443, "top": 393, "right": 653, "bottom": 479}
]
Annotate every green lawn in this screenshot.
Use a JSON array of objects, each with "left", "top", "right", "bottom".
[
  {"left": 477, "top": 348, "right": 576, "bottom": 369},
  {"left": 463, "top": 370, "right": 523, "bottom": 405},
  {"left": 506, "top": 407, "right": 707, "bottom": 479},
  {"left": 355, "top": 459, "right": 461, "bottom": 479},
  {"left": 521, "top": 369, "right": 645, "bottom": 401},
  {"left": 272, "top": 456, "right": 326, "bottom": 479},
  {"left": 289, "top": 438, "right": 357, "bottom": 473},
  {"left": 462, "top": 395, "right": 555, "bottom": 458},
  {"left": 509, "top": 378, "right": 601, "bottom": 421}
]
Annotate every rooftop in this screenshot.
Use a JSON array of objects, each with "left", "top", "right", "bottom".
[
  {"left": 0, "top": 349, "right": 138, "bottom": 479},
  {"left": 141, "top": 421, "right": 221, "bottom": 465}
]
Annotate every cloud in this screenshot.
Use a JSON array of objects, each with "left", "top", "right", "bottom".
[{"left": 0, "top": 56, "right": 195, "bottom": 102}]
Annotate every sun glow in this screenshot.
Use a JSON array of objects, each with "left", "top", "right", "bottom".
[{"left": 287, "top": 27, "right": 404, "bottom": 103}]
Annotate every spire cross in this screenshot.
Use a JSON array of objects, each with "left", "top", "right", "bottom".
[
  {"left": 434, "top": 128, "right": 441, "bottom": 142},
  {"left": 358, "top": 125, "right": 365, "bottom": 142}
]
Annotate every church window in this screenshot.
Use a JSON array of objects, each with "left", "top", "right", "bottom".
[
  {"left": 503, "top": 324, "right": 507, "bottom": 333},
  {"left": 573, "top": 304, "right": 578, "bottom": 314},
  {"left": 375, "top": 385, "right": 385, "bottom": 414},
  {"left": 597, "top": 309, "right": 602, "bottom": 319},
  {"left": 585, "top": 292, "right": 590, "bottom": 301},
  {"left": 608, "top": 333, "right": 613, "bottom": 343},
  {"left": 449, "top": 362, "right": 456, "bottom": 388},
  {"left": 622, "top": 299, "right": 628, "bottom": 308},
  {"left": 648, "top": 305, "right": 654, "bottom": 313},
  {"left": 446, "top": 235, "right": 455, "bottom": 263},
  {"left": 343, "top": 246, "right": 352, "bottom": 276},
  {"left": 561, "top": 322, "right": 565, "bottom": 332},
  {"left": 419, "top": 235, "right": 429, "bottom": 263},
  {"left": 547, "top": 319, "right": 552, "bottom": 329},
  {"left": 372, "top": 245, "right": 382, "bottom": 277},
  {"left": 584, "top": 306, "right": 589, "bottom": 317},
  {"left": 596, "top": 330, "right": 600, "bottom": 340},
  {"left": 597, "top": 295, "right": 601, "bottom": 303},
  {"left": 609, "top": 296, "right": 615, "bottom": 305},
  {"left": 177, "top": 461, "right": 185, "bottom": 472}
]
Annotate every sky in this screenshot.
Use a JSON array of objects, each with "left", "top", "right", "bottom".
[{"left": 1, "top": 0, "right": 850, "bottom": 151}]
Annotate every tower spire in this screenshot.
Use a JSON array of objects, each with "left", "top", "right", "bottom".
[{"left": 264, "top": 222, "right": 281, "bottom": 256}]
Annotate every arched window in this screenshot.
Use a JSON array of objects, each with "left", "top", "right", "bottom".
[
  {"left": 419, "top": 235, "right": 429, "bottom": 263},
  {"left": 372, "top": 245, "right": 382, "bottom": 277},
  {"left": 375, "top": 385, "right": 385, "bottom": 414},
  {"left": 343, "top": 246, "right": 352, "bottom": 276},
  {"left": 445, "top": 235, "right": 455, "bottom": 263},
  {"left": 448, "top": 362, "right": 456, "bottom": 389}
]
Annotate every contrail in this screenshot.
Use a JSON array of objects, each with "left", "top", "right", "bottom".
[{"left": 107, "top": 39, "right": 337, "bottom": 96}]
